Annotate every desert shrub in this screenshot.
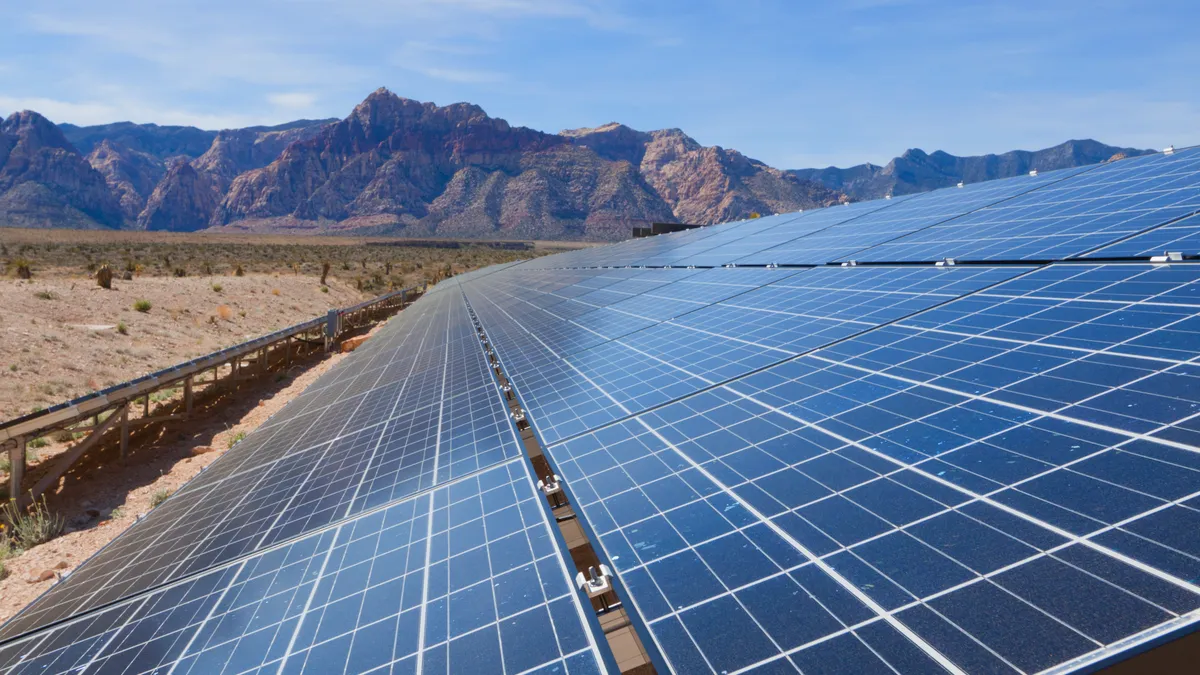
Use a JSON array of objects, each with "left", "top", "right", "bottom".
[
  {"left": 211, "top": 283, "right": 223, "bottom": 293},
  {"left": 216, "top": 305, "right": 233, "bottom": 321},
  {"left": 228, "top": 431, "right": 246, "bottom": 449},
  {"left": 1, "top": 496, "right": 64, "bottom": 549},
  {"left": 0, "top": 536, "right": 13, "bottom": 580},
  {"left": 201, "top": 261, "right": 213, "bottom": 275},
  {"left": 150, "top": 489, "right": 172, "bottom": 508},
  {"left": 117, "top": 320, "right": 128, "bottom": 335},
  {"left": 134, "top": 299, "right": 152, "bottom": 313},
  {"left": 34, "top": 290, "right": 56, "bottom": 300},
  {"left": 320, "top": 286, "right": 329, "bottom": 293},
  {"left": 234, "top": 264, "right": 245, "bottom": 277},
  {"left": 96, "top": 264, "right": 114, "bottom": 289},
  {"left": 124, "top": 259, "right": 137, "bottom": 273},
  {"left": 271, "top": 288, "right": 281, "bottom": 296},
  {"left": 12, "top": 258, "right": 32, "bottom": 279},
  {"left": 27, "top": 437, "right": 49, "bottom": 449},
  {"left": 172, "top": 267, "right": 187, "bottom": 278}
]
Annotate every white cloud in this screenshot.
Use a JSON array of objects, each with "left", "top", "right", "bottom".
[
  {"left": 267, "top": 92, "right": 318, "bottom": 110},
  {"left": 391, "top": 42, "right": 508, "bottom": 84},
  {"left": 0, "top": 95, "right": 264, "bottom": 129},
  {"left": 0, "top": 96, "right": 120, "bottom": 125}
]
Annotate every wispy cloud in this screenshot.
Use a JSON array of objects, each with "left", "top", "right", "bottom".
[
  {"left": 267, "top": 92, "right": 318, "bottom": 111},
  {"left": 0, "top": 95, "right": 264, "bottom": 129},
  {"left": 392, "top": 42, "right": 509, "bottom": 84}
]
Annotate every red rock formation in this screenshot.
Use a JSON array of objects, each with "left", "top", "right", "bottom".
[{"left": 0, "top": 111, "right": 124, "bottom": 228}]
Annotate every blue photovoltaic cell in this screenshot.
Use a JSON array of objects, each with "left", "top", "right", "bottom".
[
  {"left": 849, "top": 147, "right": 1200, "bottom": 262},
  {"left": 819, "top": 264, "right": 1200, "bottom": 445},
  {"left": 0, "top": 460, "right": 609, "bottom": 675},
  {"left": 1087, "top": 212, "right": 1200, "bottom": 258},
  {"left": 732, "top": 166, "right": 1093, "bottom": 267},
  {"left": 695, "top": 194, "right": 921, "bottom": 267},
  {"left": 539, "top": 279, "right": 1200, "bottom": 673},
  {"left": 629, "top": 212, "right": 810, "bottom": 268},
  {"left": 464, "top": 265, "right": 1031, "bottom": 448},
  {"left": 0, "top": 287, "right": 526, "bottom": 643},
  {"left": 453, "top": 259, "right": 1200, "bottom": 674}
]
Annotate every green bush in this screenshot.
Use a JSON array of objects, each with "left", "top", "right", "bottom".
[
  {"left": 1, "top": 496, "right": 64, "bottom": 549},
  {"left": 150, "top": 489, "right": 172, "bottom": 508},
  {"left": 133, "top": 299, "right": 152, "bottom": 313}
]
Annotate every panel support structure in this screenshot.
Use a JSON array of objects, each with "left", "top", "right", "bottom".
[
  {"left": 8, "top": 436, "right": 25, "bottom": 500},
  {"left": 120, "top": 405, "right": 130, "bottom": 459}
]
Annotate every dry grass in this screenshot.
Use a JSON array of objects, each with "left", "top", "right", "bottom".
[
  {"left": 216, "top": 304, "right": 234, "bottom": 321},
  {"left": 0, "top": 229, "right": 569, "bottom": 288},
  {"left": 1, "top": 497, "right": 64, "bottom": 550}
]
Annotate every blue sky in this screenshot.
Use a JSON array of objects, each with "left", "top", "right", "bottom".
[{"left": 2, "top": 0, "right": 1197, "bottom": 168}]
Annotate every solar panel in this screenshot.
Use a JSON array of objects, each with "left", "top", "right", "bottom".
[
  {"left": 0, "top": 460, "right": 609, "bottom": 674},
  {"left": 846, "top": 147, "right": 1200, "bottom": 262},
  {"left": 724, "top": 165, "right": 1094, "bottom": 265},
  {"left": 464, "top": 265, "right": 1033, "bottom": 446},
  {"left": 1087, "top": 212, "right": 1200, "bottom": 259},
  {"left": 531, "top": 263, "right": 1200, "bottom": 674}
]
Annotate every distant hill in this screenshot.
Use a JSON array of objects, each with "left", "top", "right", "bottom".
[
  {"left": 0, "top": 91, "right": 1157, "bottom": 240},
  {"left": 789, "top": 140, "right": 1153, "bottom": 201}
]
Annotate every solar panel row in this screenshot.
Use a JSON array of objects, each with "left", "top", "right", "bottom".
[
  {"left": 459, "top": 262, "right": 1200, "bottom": 674},
  {"left": 516, "top": 145, "right": 1200, "bottom": 269},
  {"left": 0, "top": 288, "right": 614, "bottom": 674},
  {"left": 0, "top": 460, "right": 607, "bottom": 675}
]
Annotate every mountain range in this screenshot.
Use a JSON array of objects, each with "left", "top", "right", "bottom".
[{"left": 0, "top": 88, "right": 1151, "bottom": 240}]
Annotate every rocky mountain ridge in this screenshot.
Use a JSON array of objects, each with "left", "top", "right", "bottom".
[
  {"left": 790, "top": 139, "right": 1153, "bottom": 201},
  {"left": 0, "top": 90, "right": 1154, "bottom": 240}
]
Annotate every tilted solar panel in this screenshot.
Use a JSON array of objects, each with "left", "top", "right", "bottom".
[
  {"left": 512, "top": 263, "right": 1200, "bottom": 674},
  {"left": 730, "top": 167, "right": 1092, "bottom": 267},
  {"left": 0, "top": 460, "right": 609, "bottom": 675},
  {"left": 847, "top": 147, "right": 1200, "bottom": 262},
  {"left": 1087, "top": 212, "right": 1200, "bottom": 259}
]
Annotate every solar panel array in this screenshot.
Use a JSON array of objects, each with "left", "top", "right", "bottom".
[
  {"left": 0, "top": 290, "right": 612, "bottom": 675},
  {"left": 2, "top": 146, "right": 1200, "bottom": 674}
]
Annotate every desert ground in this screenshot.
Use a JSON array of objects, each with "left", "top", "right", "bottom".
[{"left": 0, "top": 228, "right": 575, "bottom": 617}]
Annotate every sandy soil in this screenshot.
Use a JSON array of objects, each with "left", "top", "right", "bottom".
[
  {"left": 0, "top": 321, "right": 386, "bottom": 624},
  {"left": 0, "top": 272, "right": 366, "bottom": 422},
  {"left": 0, "top": 227, "right": 593, "bottom": 250}
]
